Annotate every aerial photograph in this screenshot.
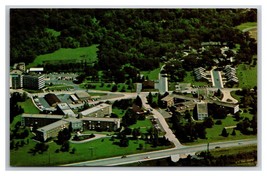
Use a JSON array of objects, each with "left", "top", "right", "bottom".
[{"left": 9, "top": 8, "right": 258, "bottom": 167}]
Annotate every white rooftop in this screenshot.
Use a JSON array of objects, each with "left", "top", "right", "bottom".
[{"left": 80, "top": 103, "right": 111, "bottom": 116}]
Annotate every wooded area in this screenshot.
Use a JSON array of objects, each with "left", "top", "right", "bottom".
[{"left": 10, "top": 9, "right": 257, "bottom": 82}]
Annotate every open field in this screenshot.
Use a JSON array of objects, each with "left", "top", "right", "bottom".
[
  {"left": 183, "top": 114, "right": 255, "bottom": 146},
  {"left": 141, "top": 67, "right": 161, "bottom": 81},
  {"left": 10, "top": 135, "right": 172, "bottom": 166},
  {"left": 129, "top": 118, "right": 154, "bottom": 133},
  {"left": 236, "top": 64, "right": 257, "bottom": 88},
  {"left": 27, "top": 44, "right": 98, "bottom": 67},
  {"left": 235, "top": 22, "right": 257, "bottom": 31},
  {"left": 18, "top": 98, "right": 40, "bottom": 114}
]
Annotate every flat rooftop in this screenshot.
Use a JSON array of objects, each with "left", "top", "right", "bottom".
[
  {"left": 197, "top": 102, "right": 208, "bottom": 114},
  {"left": 80, "top": 103, "right": 111, "bottom": 116},
  {"left": 37, "top": 120, "right": 69, "bottom": 132},
  {"left": 82, "top": 117, "right": 120, "bottom": 123},
  {"left": 22, "top": 113, "right": 63, "bottom": 119}
]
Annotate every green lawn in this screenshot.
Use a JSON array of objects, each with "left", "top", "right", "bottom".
[
  {"left": 45, "top": 28, "right": 61, "bottom": 37},
  {"left": 235, "top": 22, "right": 257, "bottom": 31},
  {"left": 27, "top": 44, "right": 99, "bottom": 67},
  {"left": 236, "top": 64, "right": 257, "bottom": 88},
  {"left": 18, "top": 98, "right": 40, "bottom": 114},
  {"left": 182, "top": 71, "right": 209, "bottom": 86},
  {"left": 10, "top": 136, "right": 171, "bottom": 166},
  {"left": 141, "top": 67, "right": 161, "bottom": 80},
  {"left": 112, "top": 108, "right": 126, "bottom": 118},
  {"left": 130, "top": 118, "right": 153, "bottom": 133},
  {"left": 184, "top": 115, "right": 256, "bottom": 145}
]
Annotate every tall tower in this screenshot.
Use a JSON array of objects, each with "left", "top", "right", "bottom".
[{"left": 158, "top": 73, "right": 168, "bottom": 94}]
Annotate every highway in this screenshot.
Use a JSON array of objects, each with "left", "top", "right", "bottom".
[{"left": 63, "top": 139, "right": 257, "bottom": 166}]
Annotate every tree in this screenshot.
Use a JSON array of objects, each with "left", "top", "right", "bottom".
[
  {"left": 60, "top": 141, "right": 70, "bottom": 152},
  {"left": 147, "top": 92, "right": 153, "bottom": 105},
  {"left": 57, "top": 128, "right": 71, "bottom": 145},
  {"left": 221, "top": 128, "right": 228, "bottom": 137},
  {"left": 132, "top": 128, "right": 141, "bottom": 140},
  {"left": 111, "top": 84, "right": 118, "bottom": 92},
  {"left": 139, "top": 143, "right": 144, "bottom": 150},
  {"left": 231, "top": 129, "right": 236, "bottom": 136},
  {"left": 134, "top": 95, "right": 143, "bottom": 108},
  {"left": 203, "top": 117, "right": 214, "bottom": 128}
]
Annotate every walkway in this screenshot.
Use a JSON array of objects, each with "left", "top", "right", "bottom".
[{"left": 212, "top": 70, "right": 224, "bottom": 88}]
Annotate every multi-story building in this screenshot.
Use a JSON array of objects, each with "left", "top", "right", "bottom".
[
  {"left": 196, "top": 102, "right": 208, "bottom": 120},
  {"left": 82, "top": 117, "right": 120, "bottom": 131},
  {"left": 21, "top": 113, "right": 63, "bottom": 128},
  {"left": 10, "top": 74, "right": 22, "bottom": 89},
  {"left": 57, "top": 103, "right": 76, "bottom": 117},
  {"left": 79, "top": 103, "right": 112, "bottom": 118},
  {"left": 36, "top": 120, "right": 70, "bottom": 141},
  {"left": 22, "top": 113, "right": 121, "bottom": 141},
  {"left": 22, "top": 74, "right": 45, "bottom": 89}
]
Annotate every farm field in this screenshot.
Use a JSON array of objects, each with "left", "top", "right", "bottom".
[{"left": 27, "top": 44, "right": 99, "bottom": 68}]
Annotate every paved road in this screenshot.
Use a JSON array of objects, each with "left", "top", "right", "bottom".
[
  {"left": 139, "top": 94, "right": 182, "bottom": 148},
  {"left": 221, "top": 88, "right": 241, "bottom": 103},
  {"left": 63, "top": 139, "right": 257, "bottom": 166}
]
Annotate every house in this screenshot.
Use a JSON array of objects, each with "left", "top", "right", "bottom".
[
  {"left": 79, "top": 103, "right": 112, "bottom": 118},
  {"left": 44, "top": 93, "right": 61, "bottom": 107}
]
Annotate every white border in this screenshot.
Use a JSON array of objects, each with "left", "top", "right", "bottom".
[{"left": 1, "top": 1, "right": 266, "bottom": 176}]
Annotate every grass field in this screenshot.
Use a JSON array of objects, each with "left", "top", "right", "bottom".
[
  {"left": 184, "top": 114, "right": 255, "bottom": 145},
  {"left": 209, "top": 144, "right": 257, "bottom": 157},
  {"left": 10, "top": 135, "right": 171, "bottom": 166},
  {"left": 235, "top": 22, "right": 257, "bottom": 31},
  {"left": 236, "top": 64, "right": 257, "bottom": 88},
  {"left": 129, "top": 118, "right": 154, "bottom": 133},
  {"left": 18, "top": 98, "right": 40, "bottom": 114},
  {"left": 141, "top": 67, "right": 161, "bottom": 80},
  {"left": 182, "top": 71, "right": 210, "bottom": 86},
  {"left": 27, "top": 44, "right": 99, "bottom": 67}
]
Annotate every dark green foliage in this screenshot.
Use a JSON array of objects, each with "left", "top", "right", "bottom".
[
  {"left": 133, "top": 95, "right": 143, "bottom": 108},
  {"left": 203, "top": 117, "right": 214, "bottom": 128},
  {"left": 221, "top": 128, "right": 229, "bottom": 137},
  {"left": 147, "top": 92, "right": 153, "bottom": 105},
  {"left": 57, "top": 128, "right": 71, "bottom": 145},
  {"left": 10, "top": 9, "right": 257, "bottom": 75}
]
